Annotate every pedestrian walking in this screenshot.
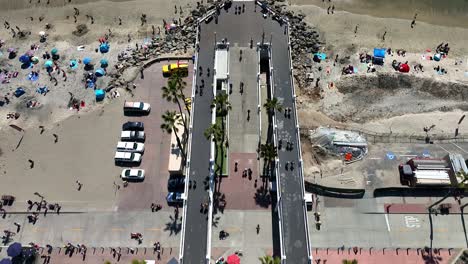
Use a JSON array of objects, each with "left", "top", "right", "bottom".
[
  {"left": 256, "top": 224, "right": 260, "bottom": 234},
  {"left": 240, "top": 81, "right": 244, "bottom": 94},
  {"left": 247, "top": 109, "right": 250, "bottom": 121},
  {"left": 28, "top": 159, "right": 34, "bottom": 169},
  {"left": 234, "top": 161, "right": 238, "bottom": 172},
  {"left": 76, "top": 180, "right": 82, "bottom": 191},
  {"left": 53, "top": 134, "right": 58, "bottom": 143},
  {"left": 14, "top": 222, "right": 21, "bottom": 232}
]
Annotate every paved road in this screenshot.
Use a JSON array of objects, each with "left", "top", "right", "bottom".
[
  {"left": 182, "top": 1, "right": 310, "bottom": 263},
  {"left": 272, "top": 24, "right": 311, "bottom": 264}
]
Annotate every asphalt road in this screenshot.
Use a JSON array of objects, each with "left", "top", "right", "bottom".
[{"left": 182, "top": 1, "right": 310, "bottom": 263}]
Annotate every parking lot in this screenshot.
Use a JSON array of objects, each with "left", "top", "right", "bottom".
[{"left": 117, "top": 60, "right": 193, "bottom": 212}]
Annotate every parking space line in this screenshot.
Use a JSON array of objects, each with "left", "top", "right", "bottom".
[
  {"left": 451, "top": 143, "right": 468, "bottom": 154},
  {"left": 438, "top": 145, "right": 451, "bottom": 154},
  {"left": 384, "top": 213, "right": 391, "bottom": 232}
]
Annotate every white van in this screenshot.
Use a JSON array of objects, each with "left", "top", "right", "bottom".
[
  {"left": 123, "top": 101, "right": 151, "bottom": 113},
  {"left": 114, "top": 151, "right": 142, "bottom": 163},
  {"left": 121, "top": 131, "right": 145, "bottom": 142},
  {"left": 116, "top": 141, "right": 145, "bottom": 153}
]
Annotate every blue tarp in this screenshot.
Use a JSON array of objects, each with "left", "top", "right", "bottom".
[
  {"left": 95, "top": 89, "right": 105, "bottom": 101},
  {"left": 36, "top": 86, "right": 48, "bottom": 94},
  {"left": 373, "top": 48, "right": 386, "bottom": 58}
]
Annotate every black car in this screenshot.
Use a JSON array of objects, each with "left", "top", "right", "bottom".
[
  {"left": 122, "top": 121, "right": 144, "bottom": 131},
  {"left": 168, "top": 177, "right": 185, "bottom": 192}
]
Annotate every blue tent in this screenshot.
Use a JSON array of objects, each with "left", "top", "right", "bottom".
[
  {"left": 95, "top": 68, "right": 105, "bottom": 77},
  {"left": 95, "top": 89, "right": 105, "bottom": 101},
  {"left": 19, "top": 55, "right": 30, "bottom": 64},
  {"left": 83, "top": 57, "right": 92, "bottom": 65},
  {"left": 373, "top": 48, "right": 386, "bottom": 58},
  {"left": 99, "top": 43, "right": 110, "bottom": 53}
]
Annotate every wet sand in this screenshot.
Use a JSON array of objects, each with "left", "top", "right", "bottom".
[{"left": 291, "top": 0, "right": 468, "bottom": 28}]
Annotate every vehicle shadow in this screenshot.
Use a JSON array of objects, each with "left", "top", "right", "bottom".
[{"left": 123, "top": 111, "right": 150, "bottom": 117}]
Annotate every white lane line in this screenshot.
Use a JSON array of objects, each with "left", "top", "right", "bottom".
[
  {"left": 384, "top": 213, "right": 391, "bottom": 232},
  {"left": 369, "top": 157, "right": 382, "bottom": 160},
  {"left": 438, "top": 145, "right": 451, "bottom": 154},
  {"left": 451, "top": 143, "right": 468, "bottom": 154},
  {"left": 399, "top": 155, "right": 418, "bottom": 157}
]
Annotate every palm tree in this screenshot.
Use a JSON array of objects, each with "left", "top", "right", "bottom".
[
  {"left": 161, "top": 110, "right": 186, "bottom": 160},
  {"left": 162, "top": 76, "right": 188, "bottom": 130},
  {"left": 260, "top": 143, "right": 277, "bottom": 162},
  {"left": 342, "top": 260, "right": 358, "bottom": 264},
  {"left": 204, "top": 122, "right": 224, "bottom": 143},
  {"left": 170, "top": 73, "right": 191, "bottom": 117},
  {"left": 259, "top": 255, "right": 281, "bottom": 264},
  {"left": 211, "top": 92, "right": 232, "bottom": 117},
  {"left": 263, "top": 97, "right": 282, "bottom": 115}
]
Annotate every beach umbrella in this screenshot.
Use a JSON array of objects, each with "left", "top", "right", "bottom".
[
  {"left": 100, "top": 58, "right": 108, "bottom": 68},
  {"left": 44, "top": 60, "right": 53, "bottom": 68},
  {"left": 0, "top": 258, "right": 12, "bottom": 264},
  {"left": 39, "top": 31, "right": 46, "bottom": 36},
  {"left": 434, "top": 53, "right": 442, "bottom": 61},
  {"left": 7, "top": 242, "right": 22, "bottom": 257},
  {"left": 95, "top": 68, "right": 105, "bottom": 77},
  {"left": 99, "top": 43, "right": 109, "bottom": 53},
  {"left": 226, "top": 254, "right": 240, "bottom": 264},
  {"left": 69, "top": 59, "right": 78, "bottom": 69},
  {"left": 95, "top": 89, "right": 105, "bottom": 101},
  {"left": 30, "top": 56, "right": 39, "bottom": 64},
  {"left": 19, "top": 54, "right": 30, "bottom": 64},
  {"left": 83, "top": 57, "right": 92, "bottom": 65},
  {"left": 399, "top": 63, "right": 410, "bottom": 73},
  {"left": 51, "top": 48, "right": 58, "bottom": 55}
]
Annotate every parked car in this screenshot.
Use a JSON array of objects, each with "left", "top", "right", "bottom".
[
  {"left": 114, "top": 151, "right": 142, "bottom": 163},
  {"left": 123, "top": 101, "right": 151, "bottom": 114},
  {"left": 116, "top": 141, "right": 145, "bottom": 153},
  {"left": 162, "top": 61, "right": 189, "bottom": 77},
  {"left": 121, "top": 131, "right": 145, "bottom": 142},
  {"left": 121, "top": 169, "right": 145, "bottom": 181},
  {"left": 166, "top": 192, "right": 184, "bottom": 204},
  {"left": 168, "top": 176, "right": 185, "bottom": 191},
  {"left": 122, "top": 121, "right": 144, "bottom": 131}
]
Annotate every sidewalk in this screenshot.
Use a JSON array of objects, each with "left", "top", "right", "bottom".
[{"left": 312, "top": 248, "right": 460, "bottom": 264}]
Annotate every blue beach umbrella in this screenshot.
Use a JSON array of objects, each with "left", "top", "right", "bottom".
[
  {"left": 44, "top": 60, "right": 53, "bottom": 68},
  {"left": 100, "top": 58, "right": 108, "bottom": 68},
  {"left": 95, "top": 68, "right": 105, "bottom": 77},
  {"left": 7, "top": 242, "right": 22, "bottom": 257},
  {"left": 19, "top": 55, "right": 30, "bottom": 64},
  {"left": 99, "top": 43, "right": 109, "bottom": 53},
  {"left": 83, "top": 57, "right": 92, "bottom": 65}
]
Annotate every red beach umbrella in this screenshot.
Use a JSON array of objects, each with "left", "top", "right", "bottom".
[
  {"left": 227, "top": 254, "right": 240, "bottom": 264},
  {"left": 399, "top": 63, "right": 410, "bottom": 73}
]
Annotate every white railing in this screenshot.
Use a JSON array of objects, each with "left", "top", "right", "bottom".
[
  {"left": 179, "top": 15, "right": 201, "bottom": 263},
  {"left": 286, "top": 20, "right": 313, "bottom": 263}
]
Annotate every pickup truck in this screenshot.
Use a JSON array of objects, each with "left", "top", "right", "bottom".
[
  {"left": 123, "top": 101, "right": 151, "bottom": 113},
  {"left": 116, "top": 141, "right": 145, "bottom": 153},
  {"left": 121, "top": 131, "right": 145, "bottom": 142}
]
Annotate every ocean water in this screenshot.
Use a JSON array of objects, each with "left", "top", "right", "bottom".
[{"left": 291, "top": 0, "right": 468, "bottom": 28}]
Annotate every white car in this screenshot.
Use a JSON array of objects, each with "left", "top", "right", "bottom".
[
  {"left": 121, "top": 131, "right": 145, "bottom": 142},
  {"left": 121, "top": 169, "right": 145, "bottom": 180},
  {"left": 116, "top": 141, "right": 145, "bottom": 153},
  {"left": 114, "top": 151, "right": 142, "bottom": 163},
  {"left": 123, "top": 101, "right": 151, "bottom": 113}
]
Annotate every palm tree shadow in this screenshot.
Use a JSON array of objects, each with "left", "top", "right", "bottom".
[
  {"left": 164, "top": 215, "right": 182, "bottom": 236},
  {"left": 254, "top": 186, "right": 271, "bottom": 208},
  {"left": 420, "top": 248, "right": 442, "bottom": 264}
]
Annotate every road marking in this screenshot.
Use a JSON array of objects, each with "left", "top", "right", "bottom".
[
  {"left": 399, "top": 155, "right": 418, "bottom": 157},
  {"left": 438, "top": 145, "right": 451, "bottom": 154},
  {"left": 451, "top": 143, "right": 468, "bottom": 154},
  {"left": 384, "top": 213, "right": 391, "bottom": 232},
  {"left": 404, "top": 216, "right": 421, "bottom": 228}
]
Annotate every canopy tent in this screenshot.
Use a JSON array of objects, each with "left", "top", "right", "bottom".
[
  {"left": 83, "top": 57, "right": 92, "bottom": 65},
  {"left": 7, "top": 242, "right": 22, "bottom": 257},
  {"left": 95, "top": 89, "right": 105, "bottom": 101},
  {"left": 95, "top": 68, "right": 105, "bottom": 77},
  {"left": 399, "top": 63, "right": 410, "bottom": 73},
  {"left": 226, "top": 254, "right": 240, "bottom": 264},
  {"left": 99, "top": 43, "right": 110, "bottom": 53},
  {"left": 373, "top": 48, "right": 386, "bottom": 58}
]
